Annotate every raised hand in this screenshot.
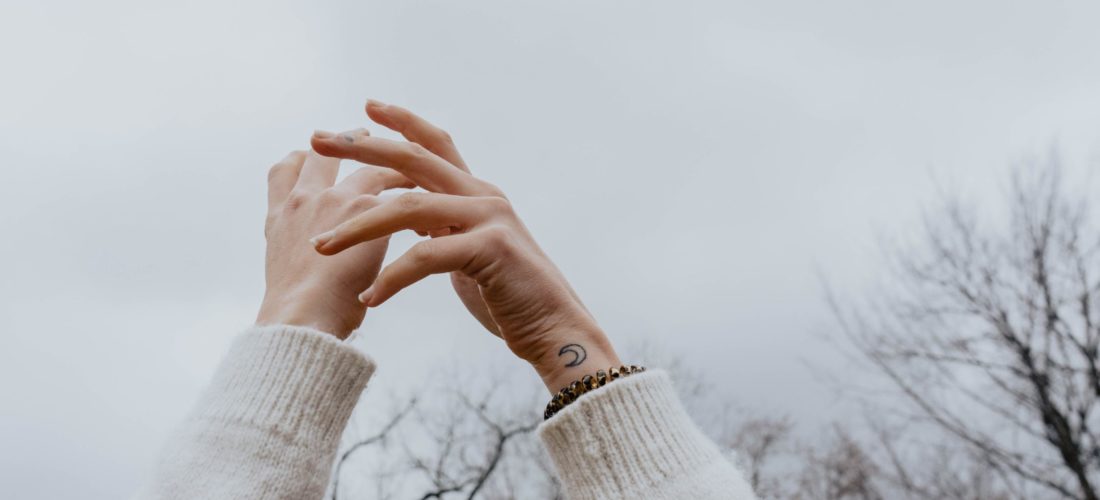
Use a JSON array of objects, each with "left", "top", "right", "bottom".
[
  {"left": 309, "top": 101, "right": 621, "bottom": 391},
  {"left": 256, "top": 149, "right": 412, "bottom": 339}
]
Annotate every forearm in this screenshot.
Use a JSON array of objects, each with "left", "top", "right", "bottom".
[
  {"left": 137, "top": 325, "right": 374, "bottom": 500},
  {"left": 537, "top": 370, "right": 759, "bottom": 500}
]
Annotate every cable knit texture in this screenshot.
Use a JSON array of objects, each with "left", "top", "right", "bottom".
[
  {"left": 136, "top": 325, "right": 375, "bottom": 500},
  {"left": 537, "top": 370, "right": 758, "bottom": 500}
]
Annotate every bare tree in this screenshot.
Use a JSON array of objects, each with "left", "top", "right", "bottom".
[
  {"left": 832, "top": 161, "right": 1100, "bottom": 499},
  {"left": 408, "top": 392, "right": 539, "bottom": 500},
  {"left": 331, "top": 398, "right": 417, "bottom": 500},
  {"left": 793, "top": 427, "right": 884, "bottom": 500},
  {"left": 728, "top": 415, "right": 795, "bottom": 497},
  {"left": 330, "top": 368, "right": 559, "bottom": 500}
]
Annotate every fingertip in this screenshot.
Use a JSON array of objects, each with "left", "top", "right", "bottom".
[
  {"left": 314, "top": 242, "right": 340, "bottom": 256},
  {"left": 282, "top": 149, "right": 307, "bottom": 161},
  {"left": 312, "top": 129, "right": 367, "bottom": 151},
  {"left": 358, "top": 285, "right": 379, "bottom": 306},
  {"left": 366, "top": 101, "right": 398, "bottom": 129},
  {"left": 360, "top": 283, "right": 387, "bottom": 307},
  {"left": 310, "top": 232, "right": 348, "bottom": 256},
  {"left": 309, "top": 230, "right": 334, "bottom": 248},
  {"left": 310, "top": 136, "right": 343, "bottom": 158}
]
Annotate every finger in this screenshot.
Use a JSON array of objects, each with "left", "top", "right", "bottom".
[
  {"left": 311, "top": 192, "right": 503, "bottom": 255},
  {"left": 295, "top": 149, "right": 344, "bottom": 191},
  {"left": 335, "top": 166, "right": 414, "bottom": 195},
  {"left": 268, "top": 150, "right": 307, "bottom": 209},
  {"left": 365, "top": 100, "right": 469, "bottom": 172},
  {"left": 311, "top": 131, "right": 495, "bottom": 196},
  {"left": 359, "top": 231, "right": 485, "bottom": 307}
]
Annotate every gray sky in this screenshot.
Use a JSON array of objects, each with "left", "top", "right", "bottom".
[{"left": 1, "top": 0, "right": 1099, "bottom": 497}]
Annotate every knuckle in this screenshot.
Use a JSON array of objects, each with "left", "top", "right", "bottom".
[
  {"left": 409, "top": 241, "right": 437, "bottom": 264},
  {"left": 434, "top": 128, "right": 454, "bottom": 146},
  {"left": 480, "top": 224, "right": 513, "bottom": 248},
  {"left": 349, "top": 194, "right": 378, "bottom": 211},
  {"left": 317, "top": 189, "right": 344, "bottom": 206},
  {"left": 395, "top": 192, "right": 425, "bottom": 211},
  {"left": 284, "top": 190, "right": 310, "bottom": 211},
  {"left": 483, "top": 195, "right": 513, "bottom": 215},
  {"left": 403, "top": 142, "right": 431, "bottom": 161},
  {"left": 479, "top": 181, "right": 507, "bottom": 199}
]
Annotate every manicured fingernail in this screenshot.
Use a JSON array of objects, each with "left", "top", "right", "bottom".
[
  {"left": 367, "top": 99, "right": 388, "bottom": 109},
  {"left": 358, "top": 286, "right": 375, "bottom": 305},
  {"left": 313, "top": 130, "right": 335, "bottom": 139},
  {"left": 310, "top": 231, "right": 335, "bottom": 249}
]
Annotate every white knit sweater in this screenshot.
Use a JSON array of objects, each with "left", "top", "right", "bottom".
[{"left": 137, "top": 325, "right": 758, "bottom": 499}]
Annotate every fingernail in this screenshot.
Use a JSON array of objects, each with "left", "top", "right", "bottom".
[
  {"left": 310, "top": 231, "right": 335, "bottom": 249},
  {"left": 313, "top": 129, "right": 335, "bottom": 139},
  {"left": 367, "top": 99, "right": 388, "bottom": 109},
  {"left": 358, "top": 286, "right": 375, "bottom": 305}
]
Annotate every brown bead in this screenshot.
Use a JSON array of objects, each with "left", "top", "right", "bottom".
[{"left": 545, "top": 366, "right": 648, "bottom": 420}]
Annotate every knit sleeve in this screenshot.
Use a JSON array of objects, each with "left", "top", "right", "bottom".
[
  {"left": 135, "top": 325, "right": 375, "bottom": 500},
  {"left": 536, "top": 370, "right": 759, "bottom": 500}
]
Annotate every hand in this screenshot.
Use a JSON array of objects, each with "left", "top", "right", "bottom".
[
  {"left": 309, "top": 100, "right": 622, "bottom": 391},
  {"left": 257, "top": 149, "right": 412, "bottom": 339}
]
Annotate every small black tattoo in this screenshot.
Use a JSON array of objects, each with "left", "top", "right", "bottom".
[
  {"left": 340, "top": 134, "right": 355, "bottom": 143},
  {"left": 558, "top": 344, "right": 587, "bottom": 367}
]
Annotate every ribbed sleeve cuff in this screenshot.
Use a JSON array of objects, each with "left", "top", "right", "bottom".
[
  {"left": 189, "top": 325, "right": 376, "bottom": 448},
  {"left": 536, "top": 370, "right": 729, "bottom": 499}
]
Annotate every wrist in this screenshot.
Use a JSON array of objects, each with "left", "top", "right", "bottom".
[
  {"left": 525, "top": 327, "right": 622, "bottom": 394},
  {"left": 256, "top": 288, "right": 364, "bottom": 340}
]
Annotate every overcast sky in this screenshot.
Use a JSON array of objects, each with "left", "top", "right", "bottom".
[{"left": 2, "top": 0, "right": 1099, "bottom": 498}]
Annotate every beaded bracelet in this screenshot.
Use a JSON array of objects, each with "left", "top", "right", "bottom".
[{"left": 543, "top": 365, "right": 646, "bottom": 420}]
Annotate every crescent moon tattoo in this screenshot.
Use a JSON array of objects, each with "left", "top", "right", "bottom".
[{"left": 558, "top": 344, "right": 587, "bottom": 367}]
